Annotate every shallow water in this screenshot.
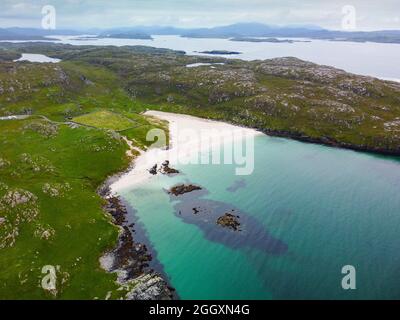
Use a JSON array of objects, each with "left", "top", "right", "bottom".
[{"left": 118, "top": 134, "right": 400, "bottom": 299}]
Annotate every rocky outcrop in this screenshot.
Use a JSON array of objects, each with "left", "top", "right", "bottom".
[
  {"left": 0, "top": 189, "right": 40, "bottom": 249},
  {"left": 0, "top": 189, "right": 38, "bottom": 210},
  {"left": 159, "top": 160, "right": 179, "bottom": 175},
  {"left": 126, "top": 273, "right": 173, "bottom": 300},
  {"left": 100, "top": 191, "right": 174, "bottom": 300},
  {"left": 168, "top": 184, "right": 202, "bottom": 196},
  {"left": 216, "top": 213, "right": 241, "bottom": 231},
  {"left": 23, "top": 121, "right": 58, "bottom": 138},
  {"left": 149, "top": 161, "right": 180, "bottom": 176},
  {"left": 149, "top": 164, "right": 158, "bottom": 175},
  {"left": 0, "top": 157, "right": 10, "bottom": 169},
  {"left": 42, "top": 182, "right": 71, "bottom": 198}
]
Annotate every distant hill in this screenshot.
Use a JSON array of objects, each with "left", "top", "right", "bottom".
[
  {"left": 99, "top": 23, "right": 400, "bottom": 44},
  {"left": 0, "top": 27, "right": 81, "bottom": 40},
  {"left": 1, "top": 23, "right": 400, "bottom": 44},
  {"left": 0, "top": 28, "right": 47, "bottom": 40},
  {"left": 177, "top": 23, "right": 400, "bottom": 43},
  {"left": 180, "top": 23, "right": 323, "bottom": 38}
]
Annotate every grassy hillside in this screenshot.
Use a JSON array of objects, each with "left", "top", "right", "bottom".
[
  {"left": 0, "top": 55, "right": 169, "bottom": 299},
  {"left": 0, "top": 118, "right": 127, "bottom": 299}
]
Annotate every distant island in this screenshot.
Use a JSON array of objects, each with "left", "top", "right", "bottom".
[
  {"left": 97, "top": 32, "right": 153, "bottom": 40},
  {"left": 199, "top": 50, "right": 242, "bottom": 55},
  {"left": 0, "top": 27, "right": 80, "bottom": 41},
  {"left": 231, "top": 37, "right": 294, "bottom": 43},
  {"left": 0, "top": 29, "right": 50, "bottom": 41},
  {"left": 230, "top": 37, "right": 311, "bottom": 43}
]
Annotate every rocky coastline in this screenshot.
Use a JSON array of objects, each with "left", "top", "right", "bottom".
[
  {"left": 258, "top": 127, "right": 400, "bottom": 157},
  {"left": 98, "top": 176, "right": 175, "bottom": 300}
]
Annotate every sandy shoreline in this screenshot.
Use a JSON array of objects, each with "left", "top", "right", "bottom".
[{"left": 110, "top": 110, "right": 262, "bottom": 193}]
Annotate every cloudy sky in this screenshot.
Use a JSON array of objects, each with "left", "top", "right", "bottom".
[{"left": 0, "top": 0, "right": 399, "bottom": 30}]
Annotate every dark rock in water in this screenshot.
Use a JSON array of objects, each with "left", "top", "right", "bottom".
[
  {"left": 149, "top": 164, "right": 158, "bottom": 175},
  {"left": 168, "top": 184, "right": 202, "bottom": 196},
  {"left": 217, "top": 213, "right": 241, "bottom": 231},
  {"left": 159, "top": 160, "right": 180, "bottom": 175},
  {"left": 113, "top": 226, "right": 153, "bottom": 279}
]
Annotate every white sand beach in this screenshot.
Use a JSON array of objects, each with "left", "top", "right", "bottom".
[{"left": 110, "top": 111, "right": 262, "bottom": 192}]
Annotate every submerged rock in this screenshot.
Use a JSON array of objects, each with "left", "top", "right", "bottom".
[
  {"left": 168, "top": 184, "right": 202, "bottom": 196},
  {"left": 217, "top": 213, "right": 241, "bottom": 231},
  {"left": 226, "top": 179, "right": 247, "bottom": 193}
]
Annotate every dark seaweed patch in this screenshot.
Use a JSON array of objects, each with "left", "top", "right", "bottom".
[
  {"left": 226, "top": 179, "right": 247, "bottom": 192},
  {"left": 166, "top": 187, "right": 288, "bottom": 255}
]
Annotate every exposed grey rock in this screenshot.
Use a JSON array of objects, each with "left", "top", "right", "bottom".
[
  {"left": 126, "top": 273, "right": 173, "bottom": 300},
  {"left": 1, "top": 189, "right": 38, "bottom": 208}
]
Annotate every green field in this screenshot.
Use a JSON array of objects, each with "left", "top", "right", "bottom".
[{"left": 73, "top": 110, "right": 136, "bottom": 131}]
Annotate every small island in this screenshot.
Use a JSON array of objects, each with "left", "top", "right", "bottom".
[
  {"left": 199, "top": 50, "right": 242, "bottom": 55},
  {"left": 230, "top": 37, "right": 312, "bottom": 43},
  {"left": 231, "top": 37, "right": 294, "bottom": 43},
  {"left": 168, "top": 184, "right": 202, "bottom": 196},
  {"left": 98, "top": 32, "right": 153, "bottom": 40}
]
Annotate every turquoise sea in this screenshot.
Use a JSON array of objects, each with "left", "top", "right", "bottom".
[{"left": 119, "top": 134, "right": 400, "bottom": 299}]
